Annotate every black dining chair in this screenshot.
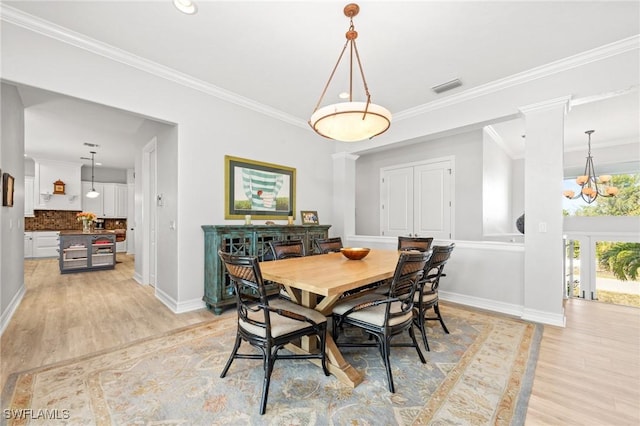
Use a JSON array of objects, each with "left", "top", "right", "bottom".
[
  {"left": 398, "top": 236, "right": 434, "bottom": 252},
  {"left": 314, "top": 237, "right": 343, "bottom": 254},
  {"left": 218, "top": 250, "right": 329, "bottom": 415},
  {"left": 268, "top": 239, "right": 305, "bottom": 259},
  {"left": 331, "top": 250, "right": 431, "bottom": 393},
  {"left": 268, "top": 239, "right": 306, "bottom": 300},
  {"left": 374, "top": 236, "right": 435, "bottom": 295},
  {"left": 413, "top": 243, "right": 455, "bottom": 350}
]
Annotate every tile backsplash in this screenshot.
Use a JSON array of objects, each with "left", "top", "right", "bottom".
[{"left": 25, "top": 210, "right": 127, "bottom": 231}]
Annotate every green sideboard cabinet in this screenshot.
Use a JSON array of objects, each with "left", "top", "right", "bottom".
[{"left": 202, "top": 224, "right": 331, "bottom": 314}]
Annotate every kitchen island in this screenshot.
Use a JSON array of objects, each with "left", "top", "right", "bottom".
[{"left": 59, "top": 230, "right": 116, "bottom": 273}]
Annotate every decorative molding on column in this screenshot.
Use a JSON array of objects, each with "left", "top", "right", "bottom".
[
  {"left": 521, "top": 308, "right": 566, "bottom": 327},
  {"left": 332, "top": 152, "right": 360, "bottom": 161},
  {"left": 518, "top": 95, "right": 572, "bottom": 115}
]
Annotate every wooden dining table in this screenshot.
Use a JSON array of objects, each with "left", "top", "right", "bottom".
[{"left": 259, "top": 248, "right": 401, "bottom": 387}]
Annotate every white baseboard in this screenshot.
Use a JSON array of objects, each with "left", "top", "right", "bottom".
[
  {"left": 440, "top": 290, "right": 566, "bottom": 327},
  {"left": 155, "top": 287, "right": 206, "bottom": 314},
  {"left": 0, "top": 284, "right": 26, "bottom": 336},
  {"left": 439, "top": 290, "right": 524, "bottom": 318},
  {"left": 521, "top": 308, "right": 566, "bottom": 327},
  {"left": 133, "top": 272, "right": 143, "bottom": 284}
]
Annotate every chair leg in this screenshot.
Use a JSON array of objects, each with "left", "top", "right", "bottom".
[
  {"left": 319, "top": 327, "right": 330, "bottom": 376},
  {"left": 380, "top": 336, "right": 395, "bottom": 393},
  {"left": 409, "top": 325, "right": 426, "bottom": 364},
  {"left": 220, "top": 333, "right": 242, "bottom": 378},
  {"left": 434, "top": 303, "right": 449, "bottom": 334},
  {"left": 414, "top": 308, "right": 430, "bottom": 351},
  {"left": 260, "top": 349, "right": 275, "bottom": 415},
  {"left": 331, "top": 315, "right": 339, "bottom": 341}
]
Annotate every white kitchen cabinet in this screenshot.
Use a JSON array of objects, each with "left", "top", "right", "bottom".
[
  {"left": 116, "top": 240, "right": 127, "bottom": 253},
  {"left": 24, "top": 232, "right": 34, "bottom": 258},
  {"left": 81, "top": 182, "right": 127, "bottom": 218},
  {"left": 82, "top": 181, "right": 103, "bottom": 215},
  {"left": 33, "top": 231, "right": 60, "bottom": 258},
  {"left": 115, "top": 184, "right": 128, "bottom": 218},
  {"left": 102, "top": 184, "right": 116, "bottom": 217},
  {"left": 24, "top": 176, "right": 34, "bottom": 217}
]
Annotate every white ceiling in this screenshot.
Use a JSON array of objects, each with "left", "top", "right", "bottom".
[{"left": 5, "top": 1, "right": 639, "bottom": 169}]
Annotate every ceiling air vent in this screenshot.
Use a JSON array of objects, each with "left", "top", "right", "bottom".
[
  {"left": 83, "top": 142, "right": 100, "bottom": 147},
  {"left": 431, "top": 78, "right": 462, "bottom": 94}
]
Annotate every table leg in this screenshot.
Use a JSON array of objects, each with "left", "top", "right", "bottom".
[
  {"left": 286, "top": 291, "right": 363, "bottom": 387},
  {"left": 285, "top": 333, "right": 363, "bottom": 388}
]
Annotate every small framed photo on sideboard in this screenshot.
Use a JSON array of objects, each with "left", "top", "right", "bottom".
[{"left": 300, "top": 210, "right": 319, "bottom": 225}]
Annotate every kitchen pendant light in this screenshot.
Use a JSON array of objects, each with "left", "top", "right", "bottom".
[
  {"left": 309, "top": 3, "right": 391, "bottom": 142},
  {"left": 86, "top": 151, "right": 100, "bottom": 199}
]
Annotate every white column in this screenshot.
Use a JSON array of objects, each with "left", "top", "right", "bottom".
[
  {"left": 518, "top": 96, "right": 570, "bottom": 327},
  {"left": 331, "top": 152, "right": 359, "bottom": 239}
]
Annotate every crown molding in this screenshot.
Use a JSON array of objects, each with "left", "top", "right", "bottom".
[
  {"left": 2, "top": 5, "right": 637, "bottom": 132},
  {"left": 395, "top": 35, "right": 640, "bottom": 121},
  {"left": 518, "top": 95, "right": 572, "bottom": 115},
  {"left": 0, "top": 5, "right": 309, "bottom": 130},
  {"left": 484, "top": 125, "right": 519, "bottom": 159},
  {"left": 331, "top": 152, "right": 360, "bottom": 161}
]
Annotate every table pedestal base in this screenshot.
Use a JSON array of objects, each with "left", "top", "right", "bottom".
[{"left": 285, "top": 333, "right": 363, "bottom": 387}]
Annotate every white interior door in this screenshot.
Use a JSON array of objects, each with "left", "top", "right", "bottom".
[
  {"left": 414, "top": 160, "right": 452, "bottom": 239},
  {"left": 380, "top": 167, "right": 413, "bottom": 237},
  {"left": 381, "top": 158, "right": 453, "bottom": 239},
  {"left": 142, "top": 138, "right": 157, "bottom": 287}
]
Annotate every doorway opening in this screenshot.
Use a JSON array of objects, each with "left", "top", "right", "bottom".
[{"left": 565, "top": 239, "right": 640, "bottom": 308}]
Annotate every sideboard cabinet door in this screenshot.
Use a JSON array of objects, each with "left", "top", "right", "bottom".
[{"left": 202, "top": 224, "right": 331, "bottom": 314}]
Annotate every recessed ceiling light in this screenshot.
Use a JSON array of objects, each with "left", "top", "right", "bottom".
[
  {"left": 173, "top": 0, "right": 198, "bottom": 15},
  {"left": 95, "top": 162, "right": 102, "bottom": 166},
  {"left": 338, "top": 92, "right": 350, "bottom": 99}
]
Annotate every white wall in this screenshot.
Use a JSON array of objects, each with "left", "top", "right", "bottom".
[
  {"left": 1, "top": 22, "right": 335, "bottom": 312},
  {"left": 80, "top": 166, "right": 127, "bottom": 184},
  {"left": 0, "top": 83, "right": 26, "bottom": 334},
  {"left": 564, "top": 216, "right": 640, "bottom": 234},
  {"left": 511, "top": 158, "right": 525, "bottom": 231},
  {"left": 156, "top": 125, "right": 179, "bottom": 304},
  {"left": 564, "top": 142, "right": 640, "bottom": 177},
  {"left": 482, "top": 128, "right": 513, "bottom": 236},
  {"left": 347, "top": 235, "right": 526, "bottom": 317},
  {"left": 354, "top": 129, "right": 483, "bottom": 240},
  {"left": 26, "top": 158, "right": 128, "bottom": 183}
]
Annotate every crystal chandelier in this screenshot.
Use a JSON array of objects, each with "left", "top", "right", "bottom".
[
  {"left": 563, "top": 130, "right": 619, "bottom": 204},
  {"left": 309, "top": 3, "right": 391, "bottom": 142}
]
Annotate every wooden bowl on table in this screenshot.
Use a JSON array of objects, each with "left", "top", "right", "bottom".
[{"left": 340, "top": 247, "right": 371, "bottom": 260}]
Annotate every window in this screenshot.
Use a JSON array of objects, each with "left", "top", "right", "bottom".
[{"left": 563, "top": 173, "right": 640, "bottom": 217}]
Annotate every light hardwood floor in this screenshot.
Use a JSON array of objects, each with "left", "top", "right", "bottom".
[
  {"left": 526, "top": 298, "right": 640, "bottom": 425},
  {"left": 0, "top": 255, "right": 217, "bottom": 390},
  {"left": 2, "top": 257, "right": 639, "bottom": 424}
]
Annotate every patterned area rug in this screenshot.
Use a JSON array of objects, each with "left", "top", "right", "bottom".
[{"left": 2, "top": 304, "right": 541, "bottom": 425}]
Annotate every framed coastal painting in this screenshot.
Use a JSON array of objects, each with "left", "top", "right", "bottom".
[
  {"left": 225, "top": 156, "right": 296, "bottom": 220},
  {"left": 2, "top": 173, "right": 14, "bottom": 207}
]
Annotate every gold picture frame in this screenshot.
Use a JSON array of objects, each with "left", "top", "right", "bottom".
[{"left": 225, "top": 156, "right": 296, "bottom": 220}]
